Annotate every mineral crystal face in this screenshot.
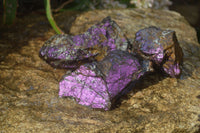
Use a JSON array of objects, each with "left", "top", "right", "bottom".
[
  {"left": 39, "top": 16, "right": 129, "bottom": 69},
  {"left": 59, "top": 50, "right": 151, "bottom": 110},
  {"left": 133, "top": 26, "right": 183, "bottom": 77}
]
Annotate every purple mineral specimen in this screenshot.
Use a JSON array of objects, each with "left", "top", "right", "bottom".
[
  {"left": 59, "top": 50, "right": 151, "bottom": 110},
  {"left": 39, "top": 16, "right": 129, "bottom": 69},
  {"left": 133, "top": 26, "right": 183, "bottom": 77},
  {"left": 39, "top": 16, "right": 183, "bottom": 110}
]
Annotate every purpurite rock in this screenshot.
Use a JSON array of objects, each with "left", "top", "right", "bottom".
[
  {"left": 39, "top": 17, "right": 129, "bottom": 69},
  {"left": 133, "top": 26, "right": 183, "bottom": 77},
  {"left": 59, "top": 50, "right": 152, "bottom": 110}
]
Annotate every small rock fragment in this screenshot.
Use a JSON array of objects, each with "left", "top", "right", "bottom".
[{"left": 133, "top": 26, "right": 183, "bottom": 77}]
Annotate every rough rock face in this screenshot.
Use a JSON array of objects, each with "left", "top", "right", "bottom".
[
  {"left": 40, "top": 17, "right": 129, "bottom": 69},
  {"left": 0, "top": 9, "right": 200, "bottom": 132},
  {"left": 133, "top": 26, "right": 183, "bottom": 77}
]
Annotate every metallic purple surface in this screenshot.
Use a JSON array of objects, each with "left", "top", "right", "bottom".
[
  {"left": 39, "top": 17, "right": 129, "bottom": 68},
  {"left": 59, "top": 50, "right": 149, "bottom": 110},
  {"left": 59, "top": 65, "right": 110, "bottom": 109},
  {"left": 133, "top": 26, "right": 183, "bottom": 77}
]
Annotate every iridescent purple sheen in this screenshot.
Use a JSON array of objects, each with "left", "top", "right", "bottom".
[
  {"left": 163, "top": 63, "right": 180, "bottom": 77},
  {"left": 59, "top": 65, "right": 110, "bottom": 109},
  {"left": 39, "top": 16, "right": 129, "bottom": 68},
  {"left": 59, "top": 50, "right": 149, "bottom": 110},
  {"left": 133, "top": 26, "right": 183, "bottom": 77},
  {"left": 134, "top": 27, "right": 165, "bottom": 64}
]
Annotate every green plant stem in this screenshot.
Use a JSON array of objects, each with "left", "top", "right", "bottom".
[{"left": 45, "top": 0, "right": 64, "bottom": 34}]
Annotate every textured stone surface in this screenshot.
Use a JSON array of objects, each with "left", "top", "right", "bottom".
[{"left": 0, "top": 9, "right": 200, "bottom": 132}]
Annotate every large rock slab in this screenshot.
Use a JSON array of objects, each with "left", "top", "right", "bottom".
[{"left": 0, "top": 9, "right": 200, "bottom": 132}]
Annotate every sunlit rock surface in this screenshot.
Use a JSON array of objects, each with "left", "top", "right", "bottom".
[{"left": 0, "top": 9, "right": 200, "bottom": 132}]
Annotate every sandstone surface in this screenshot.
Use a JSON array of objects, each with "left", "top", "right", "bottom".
[{"left": 0, "top": 9, "right": 200, "bottom": 132}]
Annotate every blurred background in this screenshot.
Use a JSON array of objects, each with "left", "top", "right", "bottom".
[{"left": 0, "top": 0, "right": 199, "bottom": 42}]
